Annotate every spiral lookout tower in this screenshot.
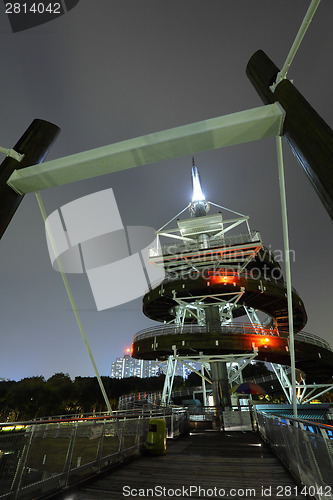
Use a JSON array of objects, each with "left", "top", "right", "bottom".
[{"left": 132, "top": 161, "right": 333, "bottom": 408}]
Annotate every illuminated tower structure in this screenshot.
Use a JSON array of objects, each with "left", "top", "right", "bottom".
[{"left": 132, "top": 161, "right": 333, "bottom": 408}]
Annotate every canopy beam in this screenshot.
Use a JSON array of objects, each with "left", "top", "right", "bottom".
[{"left": 7, "top": 103, "right": 285, "bottom": 195}]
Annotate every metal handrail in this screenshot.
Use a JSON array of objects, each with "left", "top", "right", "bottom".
[
  {"left": 150, "top": 231, "right": 262, "bottom": 258},
  {"left": 134, "top": 322, "right": 280, "bottom": 342},
  {"left": 0, "top": 409, "right": 189, "bottom": 499},
  {"left": 118, "top": 386, "right": 203, "bottom": 409},
  {"left": 243, "top": 369, "right": 291, "bottom": 384},
  {"left": 262, "top": 412, "right": 333, "bottom": 432},
  {"left": 0, "top": 408, "right": 176, "bottom": 429},
  {"left": 256, "top": 409, "right": 333, "bottom": 496},
  {"left": 294, "top": 331, "right": 332, "bottom": 351},
  {"left": 133, "top": 323, "right": 332, "bottom": 352},
  {"left": 146, "top": 268, "right": 300, "bottom": 296}
]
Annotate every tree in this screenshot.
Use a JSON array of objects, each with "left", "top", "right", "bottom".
[
  {"left": 74, "top": 377, "right": 104, "bottom": 413},
  {"left": 5, "top": 376, "right": 45, "bottom": 420},
  {"left": 0, "top": 380, "right": 16, "bottom": 421},
  {"left": 43, "top": 373, "right": 76, "bottom": 416},
  {"left": 243, "top": 362, "right": 272, "bottom": 380}
]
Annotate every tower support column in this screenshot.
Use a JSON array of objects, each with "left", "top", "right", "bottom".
[
  {"left": 210, "top": 361, "right": 231, "bottom": 409},
  {"left": 206, "top": 306, "right": 232, "bottom": 410}
]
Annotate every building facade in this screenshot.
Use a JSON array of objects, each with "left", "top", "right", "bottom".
[
  {"left": 111, "top": 355, "right": 159, "bottom": 379},
  {"left": 111, "top": 355, "right": 197, "bottom": 379}
]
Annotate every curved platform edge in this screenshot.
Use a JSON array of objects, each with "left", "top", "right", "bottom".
[{"left": 132, "top": 331, "right": 333, "bottom": 383}]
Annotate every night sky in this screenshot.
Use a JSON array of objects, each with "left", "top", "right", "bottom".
[{"left": 0, "top": 1, "right": 332, "bottom": 381}]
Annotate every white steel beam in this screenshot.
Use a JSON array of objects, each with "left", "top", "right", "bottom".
[
  {"left": 176, "top": 353, "right": 258, "bottom": 365},
  {"left": 211, "top": 218, "right": 248, "bottom": 239},
  {"left": 300, "top": 384, "right": 333, "bottom": 404},
  {"left": 228, "top": 356, "right": 258, "bottom": 384},
  {"left": 276, "top": 137, "right": 298, "bottom": 418},
  {"left": 7, "top": 103, "right": 285, "bottom": 194},
  {"left": 271, "top": 364, "right": 293, "bottom": 404},
  {"left": 273, "top": 0, "right": 321, "bottom": 87},
  {"left": 181, "top": 360, "right": 212, "bottom": 385},
  {"left": 160, "top": 356, "right": 178, "bottom": 406}
]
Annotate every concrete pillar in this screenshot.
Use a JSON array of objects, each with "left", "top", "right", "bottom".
[
  {"left": 211, "top": 361, "right": 231, "bottom": 409},
  {"left": 205, "top": 306, "right": 232, "bottom": 410}
]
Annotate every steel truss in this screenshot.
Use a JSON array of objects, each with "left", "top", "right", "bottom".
[
  {"left": 171, "top": 289, "right": 245, "bottom": 327},
  {"left": 271, "top": 364, "right": 333, "bottom": 404},
  {"left": 156, "top": 205, "right": 251, "bottom": 243},
  {"left": 150, "top": 200, "right": 263, "bottom": 280},
  {"left": 158, "top": 350, "right": 258, "bottom": 406}
]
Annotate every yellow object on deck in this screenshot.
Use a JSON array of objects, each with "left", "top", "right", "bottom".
[{"left": 147, "top": 418, "right": 167, "bottom": 455}]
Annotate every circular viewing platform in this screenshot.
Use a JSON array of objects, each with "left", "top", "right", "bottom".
[{"left": 132, "top": 323, "right": 333, "bottom": 383}]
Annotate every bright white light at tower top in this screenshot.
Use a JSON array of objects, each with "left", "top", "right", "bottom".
[{"left": 191, "top": 166, "right": 206, "bottom": 202}]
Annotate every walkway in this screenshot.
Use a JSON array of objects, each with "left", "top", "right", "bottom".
[{"left": 61, "top": 430, "right": 307, "bottom": 500}]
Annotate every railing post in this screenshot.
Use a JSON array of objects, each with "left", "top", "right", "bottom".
[
  {"left": 170, "top": 409, "right": 174, "bottom": 439},
  {"left": 118, "top": 419, "right": 125, "bottom": 459},
  {"left": 135, "top": 418, "right": 142, "bottom": 453},
  {"left": 95, "top": 420, "right": 106, "bottom": 472},
  {"left": 63, "top": 421, "right": 78, "bottom": 488},
  {"left": 298, "top": 422, "right": 327, "bottom": 487},
  {"left": 319, "top": 427, "right": 333, "bottom": 472},
  {"left": 11, "top": 425, "right": 36, "bottom": 498}
]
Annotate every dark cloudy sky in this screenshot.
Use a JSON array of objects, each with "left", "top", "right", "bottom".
[{"left": 0, "top": 1, "right": 332, "bottom": 381}]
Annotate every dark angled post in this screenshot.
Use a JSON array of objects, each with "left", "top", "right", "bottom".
[
  {"left": 246, "top": 50, "right": 333, "bottom": 221},
  {"left": 0, "top": 119, "right": 60, "bottom": 238}
]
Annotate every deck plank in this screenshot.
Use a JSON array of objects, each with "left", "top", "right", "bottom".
[{"left": 66, "top": 431, "right": 307, "bottom": 499}]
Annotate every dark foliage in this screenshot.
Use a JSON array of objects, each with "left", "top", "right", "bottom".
[
  {"left": 0, "top": 363, "right": 277, "bottom": 421},
  {"left": 242, "top": 362, "right": 272, "bottom": 379},
  {"left": 0, "top": 372, "right": 184, "bottom": 421}
]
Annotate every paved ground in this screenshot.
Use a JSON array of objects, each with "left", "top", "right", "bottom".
[{"left": 59, "top": 430, "right": 307, "bottom": 500}]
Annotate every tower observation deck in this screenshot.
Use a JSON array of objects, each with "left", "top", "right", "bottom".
[{"left": 132, "top": 162, "right": 333, "bottom": 408}]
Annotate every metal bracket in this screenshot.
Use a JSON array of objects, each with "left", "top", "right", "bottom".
[{"left": 0, "top": 146, "right": 25, "bottom": 162}]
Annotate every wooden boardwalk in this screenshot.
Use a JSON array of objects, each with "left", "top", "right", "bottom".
[{"left": 64, "top": 431, "right": 307, "bottom": 500}]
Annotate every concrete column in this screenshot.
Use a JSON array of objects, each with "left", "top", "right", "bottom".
[
  {"left": 211, "top": 361, "right": 231, "bottom": 409},
  {"left": 205, "top": 306, "right": 232, "bottom": 409}
]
